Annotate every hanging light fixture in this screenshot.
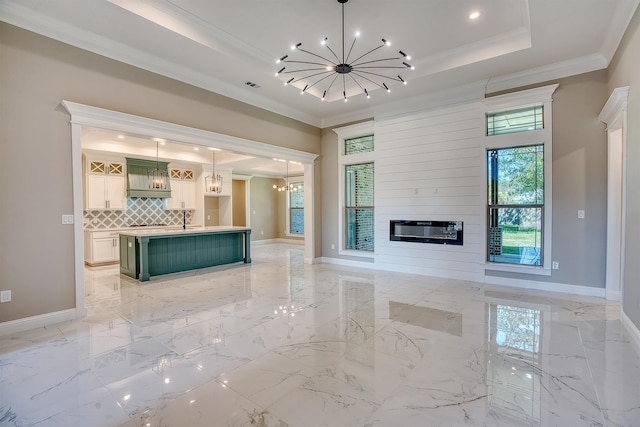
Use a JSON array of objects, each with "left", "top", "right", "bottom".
[
  {"left": 205, "top": 150, "right": 223, "bottom": 193},
  {"left": 275, "top": 0, "right": 414, "bottom": 102},
  {"left": 148, "top": 140, "right": 168, "bottom": 190},
  {"left": 273, "top": 160, "right": 302, "bottom": 192}
]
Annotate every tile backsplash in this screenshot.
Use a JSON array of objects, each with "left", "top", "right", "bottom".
[{"left": 84, "top": 198, "right": 193, "bottom": 229}]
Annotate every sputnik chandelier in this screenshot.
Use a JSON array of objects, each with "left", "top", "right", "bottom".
[{"left": 275, "top": 0, "right": 414, "bottom": 102}]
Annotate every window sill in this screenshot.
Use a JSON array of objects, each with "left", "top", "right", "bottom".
[
  {"left": 485, "top": 262, "right": 551, "bottom": 276},
  {"left": 285, "top": 233, "right": 304, "bottom": 238},
  {"left": 338, "top": 249, "right": 374, "bottom": 259}
]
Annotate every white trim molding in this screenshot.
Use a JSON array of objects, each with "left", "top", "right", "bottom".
[
  {"left": 484, "top": 275, "right": 606, "bottom": 299},
  {"left": 599, "top": 87, "right": 629, "bottom": 302},
  {"left": 621, "top": 310, "right": 640, "bottom": 354},
  {"left": 0, "top": 309, "right": 76, "bottom": 337}
]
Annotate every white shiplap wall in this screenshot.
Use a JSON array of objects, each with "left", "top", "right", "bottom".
[{"left": 374, "top": 102, "right": 485, "bottom": 280}]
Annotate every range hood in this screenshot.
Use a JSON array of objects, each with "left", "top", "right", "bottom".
[{"left": 126, "top": 158, "right": 172, "bottom": 198}]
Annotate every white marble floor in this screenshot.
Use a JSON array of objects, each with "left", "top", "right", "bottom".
[{"left": 1, "top": 243, "right": 639, "bottom": 427}]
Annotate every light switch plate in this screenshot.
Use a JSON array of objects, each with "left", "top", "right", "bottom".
[
  {"left": 578, "top": 210, "right": 585, "bottom": 219},
  {"left": 62, "top": 214, "right": 74, "bottom": 225}
]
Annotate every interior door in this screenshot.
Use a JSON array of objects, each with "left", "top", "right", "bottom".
[{"left": 232, "top": 179, "right": 246, "bottom": 226}]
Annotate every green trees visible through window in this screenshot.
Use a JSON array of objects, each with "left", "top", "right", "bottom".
[
  {"left": 345, "top": 162, "right": 374, "bottom": 251},
  {"left": 289, "top": 182, "right": 304, "bottom": 234},
  {"left": 487, "top": 145, "right": 544, "bottom": 266}
]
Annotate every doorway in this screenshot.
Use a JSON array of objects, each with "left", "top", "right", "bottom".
[
  {"left": 233, "top": 180, "right": 247, "bottom": 226},
  {"left": 63, "top": 101, "right": 317, "bottom": 318}
]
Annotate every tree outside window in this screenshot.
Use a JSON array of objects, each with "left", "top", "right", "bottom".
[
  {"left": 487, "top": 144, "right": 544, "bottom": 266},
  {"left": 289, "top": 182, "right": 304, "bottom": 234}
]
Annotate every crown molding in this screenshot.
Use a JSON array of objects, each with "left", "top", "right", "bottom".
[
  {"left": 486, "top": 53, "right": 607, "bottom": 94},
  {"left": 600, "top": 0, "right": 640, "bottom": 64}
]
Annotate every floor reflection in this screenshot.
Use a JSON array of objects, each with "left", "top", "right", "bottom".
[
  {"left": 389, "top": 301, "right": 463, "bottom": 336},
  {"left": 487, "top": 304, "right": 542, "bottom": 426},
  {"left": 1, "top": 244, "right": 637, "bottom": 427}
]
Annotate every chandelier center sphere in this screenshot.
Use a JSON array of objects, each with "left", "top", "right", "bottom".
[{"left": 335, "top": 64, "right": 353, "bottom": 74}]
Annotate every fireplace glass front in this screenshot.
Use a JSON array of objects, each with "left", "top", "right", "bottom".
[{"left": 390, "top": 220, "right": 463, "bottom": 245}]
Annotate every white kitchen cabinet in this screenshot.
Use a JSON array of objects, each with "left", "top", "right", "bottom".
[
  {"left": 167, "top": 168, "right": 196, "bottom": 210},
  {"left": 84, "top": 230, "right": 120, "bottom": 265},
  {"left": 85, "top": 160, "right": 126, "bottom": 210}
]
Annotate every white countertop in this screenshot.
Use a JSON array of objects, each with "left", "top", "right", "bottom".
[{"left": 117, "top": 226, "right": 251, "bottom": 237}]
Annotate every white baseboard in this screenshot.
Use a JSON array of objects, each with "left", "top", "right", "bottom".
[
  {"left": 484, "top": 275, "right": 606, "bottom": 298},
  {"left": 252, "top": 238, "right": 304, "bottom": 246},
  {"left": 621, "top": 310, "right": 640, "bottom": 354},
  {"left": 0, "top": 309, "right": 77, "bottom": 337},
  {"left": 321, "top": 256, "right": 606, "bottom": 298},
  {"left": 304, "top": 257, "right": 323, "bottom": 264},
  {"left": 606, "top": 290, "right": 622, "bottom": 301},
  {"left": 320, "top": 256, "right": 377, "bottom": 268}
]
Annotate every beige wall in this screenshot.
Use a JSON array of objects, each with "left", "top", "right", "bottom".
[
  {"left": 608, "top": 6, "right": 640, "bottom": 328},
  {"left": 0, "top": 23, "right": 320, "bottom": 323},
  {"left": 249, "top": 177, "right": 280, "bottom": 241},
  {"left": 204, "top": 197, "right": 220, "bottom": 226}
]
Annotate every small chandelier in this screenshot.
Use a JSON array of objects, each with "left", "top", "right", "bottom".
[
  {"left": 205, "top": 150, "right": 223, "bottom": 193},
  {"left": 273, "top": 160, "right": 301, "bottom": 192},
  {"left": 148, "top": 140, "right": 168, "bottom": 190},
  {"left": 275, "top": 0, "right": 414, "bottom": 102}
]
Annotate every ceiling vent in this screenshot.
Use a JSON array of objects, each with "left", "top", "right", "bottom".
[{"left": 245, "top": 81, "right": 261, "bottom": 88}]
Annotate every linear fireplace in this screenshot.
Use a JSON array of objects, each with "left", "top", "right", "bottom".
[{"left": 390, "top": 220, "right": 463, "bottom": 245}]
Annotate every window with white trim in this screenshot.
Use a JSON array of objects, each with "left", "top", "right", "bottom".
[
  {"left": 345, "top": 162, "right": 374, "bottom": 251},
  {"left": 289, "top": 182, "right": 304, "bottom": 234},
  {"left": 334, "top": 121, "right": 376, "bottom": 257},
  {"left": 483, "top": 84, "right": 557, "bottom": 274}
]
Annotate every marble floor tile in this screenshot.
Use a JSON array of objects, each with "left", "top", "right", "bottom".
[{"left": 1, "top": 243, "right": 639, "bottom": 426}]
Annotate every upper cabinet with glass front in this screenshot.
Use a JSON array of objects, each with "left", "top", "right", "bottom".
[
  {"left": 167, "top": 166, "right": 196, "bottom": 210},
  {"left": 84, "top": 158, "right": 126, "bottom": 210}
]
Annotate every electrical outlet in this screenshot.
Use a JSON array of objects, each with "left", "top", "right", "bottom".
[
  {"left": 331, "top": 244, "right": 335, "bottom": 250},
  {"left": 0, "top": 290, "right": 11, "bottom": 303},
  {"left": 552, "top": 261, "right": 559, "bottom": 270}
]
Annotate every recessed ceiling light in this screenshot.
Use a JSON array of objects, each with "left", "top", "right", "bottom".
[
  {"left": 469, "top": 11, "right": 481, "bottom": 20},
  {"left": 117, "top": 135, "right": 125, "bottom": 140},
  {"left": 193, "top": 147, "right": 199, "bottom": 151}
]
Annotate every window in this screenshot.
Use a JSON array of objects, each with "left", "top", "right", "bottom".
[
  {"left": 487, "top": 106, "right": 543, "bottom": 136},
  {"left": 487, "top": 145, "right": 544, "bottom": 266},
  {"left": 483, "top": 85, "right": 556, "bottom": 274},
  {"left": 289, "top": 182, "right": 304, "bottom": 234},
  {"left": 345, "top": 162, "right": 374, "bottom": 251},
  {"left": 335, "top": 121, "right": 375, "bottom": 257},
  {"left": 344, "top": 135, "right": 374, "bottom": 155}
]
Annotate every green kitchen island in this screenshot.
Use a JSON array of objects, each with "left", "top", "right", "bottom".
[{"left": 119, "top": 226, "right": 251, "bottom": 281}]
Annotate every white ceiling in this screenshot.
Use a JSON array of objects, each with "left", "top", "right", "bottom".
[{"left": 1, "top": 0, "right": 638, "bottom": 129}]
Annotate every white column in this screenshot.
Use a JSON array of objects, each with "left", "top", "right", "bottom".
[{"left": 304, "top": 161, "right": 316, "bottom": 263}]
